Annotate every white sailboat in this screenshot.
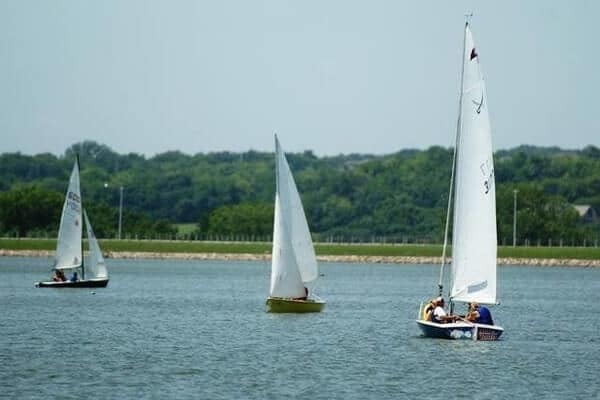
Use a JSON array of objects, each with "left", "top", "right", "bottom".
[
  {"left": 266, "top": 135, "right": 325, "bottom": 313},
  {"left": 416, "top": 22, "right": 503, "bottom": 340},
  {"left": 36, "top": 157, "right": 109, "bottom": 288}
]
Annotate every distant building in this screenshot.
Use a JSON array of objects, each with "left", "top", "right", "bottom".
[{"left": 573, "top": 205, "right": 598, "bottom": 223}]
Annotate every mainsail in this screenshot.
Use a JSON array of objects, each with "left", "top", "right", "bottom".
[
  {"left": 54, "top": 159, "right": 83, "bottom": 270},
  {"left": 450, "top": 24, "right": 497, "bottom": 304},
  {"left": 84, "top": 209, "right": 108, "bottom": 280},
  {"left": 269, "top": 135, "right": 318, "bottom": 298}
]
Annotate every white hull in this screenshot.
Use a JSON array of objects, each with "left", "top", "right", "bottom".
[{"left": 416, "top": 319, "right": 504, "bottom": 341}]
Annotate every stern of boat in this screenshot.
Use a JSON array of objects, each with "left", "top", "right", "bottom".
[{"left": 473, "top": 324, "right": 504, "bottom": 341}]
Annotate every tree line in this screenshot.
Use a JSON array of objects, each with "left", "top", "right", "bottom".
[{"left": 0, "top": 141, "right": 599, "bottom": 244}]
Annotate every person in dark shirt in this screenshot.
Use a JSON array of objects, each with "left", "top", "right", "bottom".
[
  {"left": 69, "top": 271, "right": 78, "bottom": 282},
  {"left": 467, "top": 302, "right": 494, "bottom": 325},
  {"left": 53, "top": 269, "right": 66, "bottom": 282}
]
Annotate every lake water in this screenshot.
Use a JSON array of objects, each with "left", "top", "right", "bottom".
[{"left": 1, "top": 257, "right": 599, "bottom": 399}]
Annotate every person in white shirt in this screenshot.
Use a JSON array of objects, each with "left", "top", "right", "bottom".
[{"left": 432, "top": 297, "right": 457, "bottom": 323}]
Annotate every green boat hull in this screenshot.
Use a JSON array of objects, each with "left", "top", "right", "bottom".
[{"left": 266, "top": 297, "right": 325, "bottom": 313}]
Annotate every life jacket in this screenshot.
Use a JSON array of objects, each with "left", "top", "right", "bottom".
[{"left": 422, "top": 302, "right": 435, "bottom": 321}]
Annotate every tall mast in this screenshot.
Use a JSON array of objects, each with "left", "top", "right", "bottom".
[
  {"left": 438, "top": 20, "right": 468, "bottom": 297},
  {"left": 274, "top": 134, "right": 280, "bottom": 196},
  {"left": 77, "top": 153, "right": 85, "bottom": 281}
]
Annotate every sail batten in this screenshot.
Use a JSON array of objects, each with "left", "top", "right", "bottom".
[{"left": 450, "top": 24, "right": 497, "bottom": 305}]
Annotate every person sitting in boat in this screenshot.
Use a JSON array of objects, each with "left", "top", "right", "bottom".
[
  {"left": 69, "top": 271, "right": 79, "bottom": 282},
  {"left": 422, "top": 299, "right": 436, "bottom": 321},
  {"left": 293, "top": 287, "right": 309, "bottom": 301},
  {"left": 52, "top": 269, "right": 66, "bottom": 282},
  {"left": 432, "top": 297, "right": 458, "bottom": 323},
  {"left": 466, "top": 302, "right": 494, "bottom": 325}
]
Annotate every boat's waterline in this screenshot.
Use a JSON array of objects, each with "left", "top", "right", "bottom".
[{"left": 266, "top": 297, "right": 325, "bottom": 313}]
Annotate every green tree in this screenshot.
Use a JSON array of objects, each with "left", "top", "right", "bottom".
[
  {"left": 204, "top": 203, "right": 273, "bottom": 237},
  {"left": 0, "top": 185, "right": 63, "bottom": 236}
]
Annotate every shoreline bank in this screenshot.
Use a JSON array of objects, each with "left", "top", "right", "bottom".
[{"left": 1, "top": 249, "right": 599, "bottom": 267}]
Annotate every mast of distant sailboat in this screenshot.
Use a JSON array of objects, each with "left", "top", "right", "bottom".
[{"left": 78, "top": 154, "right": 85, "bottom": 281}]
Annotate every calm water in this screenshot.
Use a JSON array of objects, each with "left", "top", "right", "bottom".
[{"left": 1, "top": 257, "right": 599, "bottom": 399}]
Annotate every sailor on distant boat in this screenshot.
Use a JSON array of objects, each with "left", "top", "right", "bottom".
[
  {"left": 69, "top": 271, "right": 79, "bottom": 282},
  {"left": 53, "top": 269, "right": 66, "bottom": 282}
]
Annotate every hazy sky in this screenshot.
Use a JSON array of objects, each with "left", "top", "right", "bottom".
[{"left": 1, "top": 0, "right": 598, "bottom": 156}]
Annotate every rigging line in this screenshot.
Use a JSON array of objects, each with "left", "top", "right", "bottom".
[
  {"left": 439, "top": 130, "right": 457, "bottom": 296},
  {"left": 439, "top": 21, "right": 468, "bottom": 297},
  {"left": 309, "top": 264, "right": 322, "bottom": 294}
]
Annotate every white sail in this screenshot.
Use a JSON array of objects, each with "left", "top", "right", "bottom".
[
  {"left": 83, "top": 209, "right": 108, "bottom": 279},
  {"left": 450, "top": 24, "right": 497, "bottom": 304},
  {"left": 270, "top": 195, "right": 306, "bottom": 297},
  {"left": 269, "top": 136, "right": 318, "bottom": 298},
  {"left": 54, "top": 159, "right": 83, "bottom": 270}
]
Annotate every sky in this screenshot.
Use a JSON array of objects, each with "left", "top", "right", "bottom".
[{"left": 0, "top": 0, "right": 598, "bottom": 157}]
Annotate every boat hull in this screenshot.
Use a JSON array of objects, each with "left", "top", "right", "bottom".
[
  {"left": 266, "top": 297, "right": 325, "bottom": 313},
  {"left": 35, "top": 279, "right": 109, "bottom": 288},
  {"left": 416, "top": 320, "right": 503, "bottom": 341}
]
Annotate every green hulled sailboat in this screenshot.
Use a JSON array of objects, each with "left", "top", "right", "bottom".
[{"left": 266, "top": 135, "right": 325, "bottom": 313}]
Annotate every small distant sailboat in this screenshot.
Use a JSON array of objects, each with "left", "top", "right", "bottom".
[
  {"left": 266, "top": 135, "right": 325, "bottom": 313},
  {"left": 416, "top": 22, "right": 503, "bottom": 340},
  {"left": 36, "top": 158, "right": 109, "bottom": 288}
]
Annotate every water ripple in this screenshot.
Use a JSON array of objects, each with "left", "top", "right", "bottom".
[{"left": 0, "top": 258, "right": 599, "bottom": 399}]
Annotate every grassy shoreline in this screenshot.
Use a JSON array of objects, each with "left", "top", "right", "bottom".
[{"left": 1, "top": 238, "right": 599, "bottom": 266}]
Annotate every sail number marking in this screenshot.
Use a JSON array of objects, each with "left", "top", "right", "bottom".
[
  {"left": 67, "top": 191, "right": 81, "bottom": 212},
  {"left": 479, "top": 159, "right": 494, "bottom": 194},
  {"left": 68, "top": 191, "right": 81, "bottom": 203}
]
